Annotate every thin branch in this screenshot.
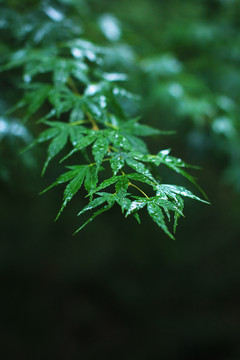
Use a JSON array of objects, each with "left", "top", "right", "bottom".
[
  {"left": 128, "top": 182, "right": 149, "bottom": 198},
  {"left": 86, "top": 111, "right": 99, "bottom": 130}
]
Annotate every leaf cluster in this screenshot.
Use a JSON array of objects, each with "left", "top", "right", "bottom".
[{"left": 0, "top": 1, "right": 209, "bottom": 238}]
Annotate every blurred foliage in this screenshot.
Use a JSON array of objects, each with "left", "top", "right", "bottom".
[
  {"left": 0, "top": 0, "right": 209, "bottom": 237},
  {"left": 1, "top": 0, "right": 240, "bottom": 192},
  {"left": 1, "top": 0, "right": 240, "bottom": 359}
]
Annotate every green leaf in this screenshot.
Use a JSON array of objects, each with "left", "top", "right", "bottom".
[
  {"left": 94, "top": 175, "right": 123, "bottom": 193},
  {"left": 110, "top": 154, "right": 125, "bottom": 175},
  {"left": 60, "top": 132, "right": 97, "bottom": 162},
  {"left": 150, "top": 197, "right": 184, "bottom": 227},
  {"left": 115, "top": 176, "right": 129, "bottom": 212},
  {"left": 123, "top": 133, "right": 149, "bottom": 153},
  {"left": 112, "top": 86, "right": 140, "bottom": 101},
  {"left": 155, "top": 197, "right": 184, "bottom": 217},
  {"left": 40, "top": 166, "right": 83, "bottom": 194},
  {"left": 158, "top": 184, "right": 209, "bottom": 204},
  {"left": 85, "top": 101, "right": 103, "bottom": 121},
  {"left": 126, "top": 157, "right": 155, "bottom": 182},
  {"left": 69, "top": 126, "right": 84, "bottom": 146},
  {"left": 74, "top": 132, "right": 98, "bottom": 150},
  {"left": 74, "top": 203, "right": 115, "bottom": 234},
  {"left": 49, "top": 85, "right": 75, "bottom": 117},
  {"left": 84, "top": 165, "right": 98, "bottom": 194},
  {"left": 173, "top": 197, "right": 184, "bottom": 233},
  {"left": 147, "top": 202, "right": 175, "bottom": 240},
  {"left": 71, "top": 61, "right": 89, "bottom": 84},
  {"left": 126, "top": 122, "right": 173, "bottom": 137},
  {"left": 92, "top": 135, "right": 109, "bottom": 165},
  {"left": 42, "top": 130, "right": 69, "bottom": 175},
  {"left": 125, "top": 198, "right": 147, "bottom": 217},
  {"left": 22, "top": 127, "right": 59, "bottom": 153},
  {"left": 133, "top": 212, "right": 141, "bottom": 224},
  {"left": 70, "top": 102, "right": 85, "bottom": 123},
  {"left": 24, "top": 85, "right": 52, "bottom": 120},
  {"left": 56, "top": 165, "right": 88, "bottom": 220},
  {"left": 164, "top": 163, "right": 207, "bottom": 197},
  {"left": 78, "top": 196, "right": 108, "bottom": 216},
  {"left": 36, "top": 109, "right": 56, "bottom": 124},
  {"left": 38, "top": 127, "right": 60, "bottom": 142},
  {"left": 127, "top": 173, "right": 157, "bottom": 188},
  {"left": 109, "top": 131, "right": 132, "bottom": 151},
  {"left": 53, "top": 59, "right": 72, "bottom": 85}
]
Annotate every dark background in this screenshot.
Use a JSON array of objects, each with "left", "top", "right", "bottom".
[{"left": 1, "top": 0, "right": 240, "bottom": 359}]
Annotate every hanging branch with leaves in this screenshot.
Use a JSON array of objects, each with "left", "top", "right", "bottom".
[{"left": 1, "top": 7, "right": 209, "bottom": 239}]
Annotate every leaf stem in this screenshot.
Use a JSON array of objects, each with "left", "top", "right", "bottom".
[
  {"left": 108, "top": 145, "right": 119, "bottom": 152},
  {"left": 89, "top": 157, "right": 111, "bottom": 167},
  {"left": 128, "top": 182, "right": 149, "bottom": 198},
  {"left": 105, "top": 122, "right": 119, "bottom": 130},
  {"left": 67, "top": 76, "right": 81, "bottom": 96},
  {"left": 86, "top": 111, "right": 99, "bottom": 130},
  {"left": 69, "top": 120, "right": 89, "bottom": 126}
]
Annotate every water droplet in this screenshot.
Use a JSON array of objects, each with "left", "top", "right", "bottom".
[
  {"left": 0, "top": 19, "right": 7, "bottom": 29},
  {"left": 24, "top": 74, "right": 32, "bottom": 83},
  {"left": 113, "top": 88, "right": 119, "bottom": 95},
  {"left": 217, "top": 95, "right": 235, "bottom": 111},
  {"left": 168, "top": 83, "right": 183, "bottom": 98},
  {"left": 85, "top": 84, "right": 100, "bottom": 96},
  {"left": 98, "top": 14, "right": 121, "bottom": 42},
  {"left": 129, "top": 201, "right": 140, "bottom": 212},
  {"left": 96, "top": 58, "right": 103, "bottom": 65},
  {"left": 0, "top": 117, "right": 8, "bottom": 136},
  {"left": 71, "top": 47, "right": 83, "bottom": 58},
  {"left": 44, "top": 6, "right": 64, "bottom": 22},
  {"left": 212, "top": 116, "right": 235, "bottom": 137},
  {"left": 160, "top": 149, "right": 170, "bottom": 156},
  {"left": 0, "top": 117, "right": 32, "bottom": 142},
  {"left": 103, "top": 73, "right": 127, "bottom": 82},
  {"left": 85, "top": 50, "right": 97, "bottom": 62},
  {"left": 100, "top": 95, "right": 107, "bottom": 108}
]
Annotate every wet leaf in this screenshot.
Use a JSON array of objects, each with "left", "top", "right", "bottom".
[
  {"left": 92, "top": 135, "right": 109, "bottom": 165},
  {"left": 127, "top": 173, "right": 156, "bottom": 188},
  {"left": 174, "top": 197, "right": 184, "bottom": 233},
  {"left": 147, "top": 202, "right": 175, "bottom": 240},
  {"left": 115, "top": 176, "right": 129, "bottom": 212},
  {"left": 24, "top": 85, "right": 52, "bottom": 120},
  {"left": 55, "top": 165, "right": 88, "bottom": 220},
  {"left": 109, "top": 131, "right": 132, "bottom": 151},
  {"left": 133, "top": 212, "right": 141, "bottom": 224},
  {"left": 60, "top": 132, "right": 97, "bottom": 162},
  {"left": 123, "top": 133, "right": 149, "bottom": 153},
  {"left": 125, "top": 198, "right": 147, "bottom": 217},
  {"left": 110, "top": 153, "right": 125, "bottom": 175},
  {"left": 74, "top": 203, "right": 115, "bottom": 234},
  {"left": 124, "top": 122, "right": 170, "bottom": 137},
  {"left": 69, "top": 126, "right": 84, "bottom": 146},
  {"left": 40, "top": 165, "right": 83, "bottom": 194},
  {"left": 0, "top": 8, "right": 209, "bottom": 237},
  {"left": 84, "top": 165, "right": 98, "bottom": 194},
  {"left": 42, "top": 130, "right": 68, "bottom": 175},
  {"left": 94, "top": 175, "right": 122, "bottom": 193},
  {"left": 69, "top": 102, "right": 85, "bottom": 123},
  {"left": 157, "top": 184, "right": 209, "bottom": 204},
  {"left": 78, "top": 196, "right": 108, "bottom": 216},
  {"left": 126, "top": 157, "right": 155, "bottom": 182}
]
